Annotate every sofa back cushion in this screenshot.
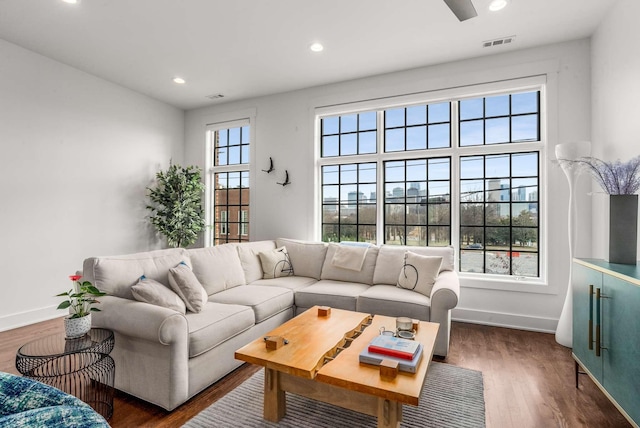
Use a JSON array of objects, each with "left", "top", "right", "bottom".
[
  {"left": 320, "top": 243, "right": 379, "bottom": 285},
  {"left": 276, "top": 238, "right": 328, "bottom": 280},
  {"left": 373, "top": 245, "right": 455, "bottom": 285},
  {"left": 82, "top": 248, "right": 189, "bottom": 300},
  {"left": 235, "top": 241, "right": 277, "bottom": 283},
  {"left": 187, "top": 244, "right": 246, "bottom": 295}
]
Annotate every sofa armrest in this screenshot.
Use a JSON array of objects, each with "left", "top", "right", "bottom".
[
  {"left": 91, "top": 295, "right": 188, "bottom": 345},
  {"left": 430, "top": 270, "right": 459, "bottom": 310}
]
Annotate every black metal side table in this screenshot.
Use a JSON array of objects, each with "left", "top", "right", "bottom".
[{"left": 16, "top": 327, "right": 115, "bottom": 420}]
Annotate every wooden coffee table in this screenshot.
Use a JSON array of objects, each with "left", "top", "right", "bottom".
[{"left": 235, "top": 306, "right": 439, "bottom": 428}]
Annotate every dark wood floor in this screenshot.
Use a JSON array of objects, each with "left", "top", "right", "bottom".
[{"left": 0, "top": 318, "right": 631, "bottom": 428}]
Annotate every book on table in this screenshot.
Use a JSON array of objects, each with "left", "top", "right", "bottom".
[
  {"left": 367, "top": 335, "right": 420, "bottom": 360},
  {"left": 359, "top": 343, "right": 423, "bottom": 374}
]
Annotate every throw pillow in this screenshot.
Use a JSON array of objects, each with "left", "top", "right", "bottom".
[
  {"left": 168, "top": 261, "right": 208, "bottom": 313},
  {"left": 258, "top": 246, "right": 294, "bottom": 279},
  {"left": 131, "top": 275, "right": 186, "bottom": 314},
  {"left": 397, "top": 252, "right": 443, "bottom": 297}
]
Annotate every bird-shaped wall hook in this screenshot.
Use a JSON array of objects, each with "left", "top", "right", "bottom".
[
  {"left": 262, "top": 157, "right": 274, "bottom": 173},
  {"left": 277, "top": 170, "right": 291, "bottom": 186}
]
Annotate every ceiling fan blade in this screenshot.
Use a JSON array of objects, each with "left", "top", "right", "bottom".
[{"left": 443, "top": 0, "right": 478, "bottom": 21}]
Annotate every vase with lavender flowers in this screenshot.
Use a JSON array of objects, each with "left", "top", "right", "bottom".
[{"left": 557, "top": 155, "right": 640, "bottom": 264}]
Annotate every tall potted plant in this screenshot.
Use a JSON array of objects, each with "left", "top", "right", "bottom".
[{"left": 146, "top": 163, "right": 205, "bottom": 248}]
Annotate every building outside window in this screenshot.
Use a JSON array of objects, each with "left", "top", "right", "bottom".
[
  {"left": 206, "top": 121, "right": 250, "bottom": 245},
  {"left": 317, "top": 82, "right": 542, "bottom": 278}
]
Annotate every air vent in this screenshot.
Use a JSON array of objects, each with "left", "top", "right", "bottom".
[
  {"left": 483, "top": 35, "right": 515, "bottom": 48},
  {"left": 206, "top": 94, "right": 225, "bottom": 100}
]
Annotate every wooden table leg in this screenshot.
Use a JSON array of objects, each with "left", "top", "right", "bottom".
[
  {"left": 264, "top": 368, "right": 286, "bottom": 422},
  {"left": 377, "top": 397, "right": 402, "bottom": 428}
]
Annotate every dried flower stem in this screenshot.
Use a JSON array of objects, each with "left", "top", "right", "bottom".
[{"left": 556, "top": 156, "right": 640, "bottom": 195}]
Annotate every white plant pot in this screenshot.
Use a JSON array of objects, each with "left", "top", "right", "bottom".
[{"left": 64, "top": 313, "right": 92, "bottom": 339}]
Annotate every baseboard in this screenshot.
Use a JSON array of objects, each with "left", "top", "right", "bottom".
[
  {"left": 452, "top": 307, "right": 557, "bottom": 334},
  {"left": 0, "top": 306, "right": 62, "bottom": 333}
]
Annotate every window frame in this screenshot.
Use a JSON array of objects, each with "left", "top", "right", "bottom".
[
  {"left": 205, "top": 117, "right": 252, "bottom": 246},
  {"left": 315, "top": 75, "right": 548, "bottom": 289}
]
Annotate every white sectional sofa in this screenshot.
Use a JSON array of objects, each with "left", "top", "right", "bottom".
[{"left": 83, "top": 238, "right": 459, "bottom": 411}]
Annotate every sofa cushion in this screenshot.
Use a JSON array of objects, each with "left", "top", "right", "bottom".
[
  {"left": 131, "top": 276, "right": 186, "bottom": 314},
  {"left": 83, "top": 248, "right": 189, "bottom": 300},
  {"left": 373, "top": 245, "right": 454, "bottom": 286},
  {"left": 276, "top": 238, "right": 328, "bottom": 280},
  {"left": 186, "top": 303, "right": 255, "bottom": 358},
  {"left": 320, "top": 244, "right": 379, "bottom": 285},
  {"left": 258, "top": 247, "right": 294, "bottom": 279},
  {"left": 236, "top": 241, "right": 277, "bottom": 283},
  {"left": 209, "top": 285, "right": 294, "bottom": 323},
  {"left": 294, "top": 280, "right": 370, "bottom": 311},
  {"left": 187, "top": 244, "right": 246, "bottom": 295},
  {"left": 397, "top": 252, "right": 443, "bottom": 297},
  {"left": 168, "top": 262, "right": 208, "bottom": 313},
  {"left": 250, "top": 276, "right": 317, "bottom": 290},
  {"left": 356, "top": 285, "right": 431, "bottom": 321}
]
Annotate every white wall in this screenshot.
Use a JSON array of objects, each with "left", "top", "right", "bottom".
[
  {"left": 0, "top": 39, "right": 184, "bottom": 331},
  {"left": 185, "top": 39, "right": 593, "bottom": 332},
  {"left": 591, "top": 0, "right": 640, "bottom": 260}
]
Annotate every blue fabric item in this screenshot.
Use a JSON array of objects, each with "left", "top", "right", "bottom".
[
  {"left": 339, "top": 241, "right": 372, "bottom": 247},
  {"left": 0, "top": 372, "right": 110, "bottom": 427}
]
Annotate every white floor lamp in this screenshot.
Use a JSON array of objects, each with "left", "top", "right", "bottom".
[{"left": 555, "top": 141, "right": 591, "bottom": 347}]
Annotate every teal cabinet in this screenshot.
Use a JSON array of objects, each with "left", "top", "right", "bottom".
[{"left": 572, "top": 259, "right": 640, "bottom": 428}]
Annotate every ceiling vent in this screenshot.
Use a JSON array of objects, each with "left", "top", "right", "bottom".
[
  {"left": 206, "top": 94, "right": 225, "bottom": 100},
  {"left": 483, "top": 35, "right": 515, "bottom": 48}
]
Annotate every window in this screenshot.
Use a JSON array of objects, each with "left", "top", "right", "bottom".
[
  {"left": 207, "top": 121, "right": 250, "bottom": 245},
  {"left": 317, "top": 82, "right": 543, "bottom": 279}
]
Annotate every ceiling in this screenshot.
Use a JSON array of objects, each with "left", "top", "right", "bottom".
[{"left": 0, "top": 0, "right": 618, "bottom": 110}]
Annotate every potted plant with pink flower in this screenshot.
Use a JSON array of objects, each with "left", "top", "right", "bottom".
[{"left": 57, "top": 275, "right": 106, "bottom": 339}]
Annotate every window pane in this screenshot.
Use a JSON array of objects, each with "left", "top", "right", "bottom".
[
  {"left": 460, "top": 98, "right": 483, "bottom": 120},
  {"left": 323, "top": 185, "right": 338, "bottom": 201},
  {"left": 486, "top": 251, "right": 510, "bottom": 275},
  {"left": 429, "top": 102, "right": 450, "bottom": 123},
  {"left": 429, "top": 158, "right": 450, "bottom": 180},
  {"left": 485, "top": 94, "right": 509, "bottom": 117},
  {"left": 485, "top": 154, "right": 510, "bottom": 178},
  {"left": 486, "top": 202, "right": 510, "bottom": 225},
  {"left": 228, "top": 145, "right": 241, "bottom": 165},
  {"left": 228, "top": 127, "right": 240, "bottom": 145},
  {"left": 386, "top": 204, "right": 405, "bottom": 224},
  {"left": 512, "top": 92, "right": 538, "bottom": 114},
  {"left": 460, "top": 180, "right": 484, "bottom": 202},
  {"left": 512, "top": 203, "right": 538, "bottom": 226},
  {"left": 407, "top": 126, "right": 427, "bottom": 150},
  {"left": 385, "top": 128, "right": 404, "bottom": 152},
  {"left": 241, "top": 145, "right": 250, "bottom": 164},
  {"left": 460, "top": 156, "right": 484, "bottom": 179},
  {"left": 322, "top": 136, "right": 339, "bottom": 157},
  {"left": 460, "top": 249, "right": 484, "bottom": 273},
  {"left": 358, "top": 225, "right": 377, "bottom": 243},
  {"left": 323, "top": 116, "right": 339, "bottom": 134},
  {"left": 512, "top": 152, "right": 538, "bottom": 177},
  {"left": 216, "top": 147, "right": 227, "bottom": 166},
  {"left": 512, "top": 178, "right": 537, "bottom": 201},
  {"left": 359, "top": 131, "right": 376, "bottom": 154},
  {"left": 513, "top": 252, "right": 538, "bottom": 277},
  {"left": 460, "top": 120, "right": 483, "bottom": 146},
  {"left": 512, "top": 115, "right": 539, "bottom": 142},
  {"left": 340, "top": 164, "right": 357, "bottom": 183},
  {"left": 407, "top": 159, "right": 427, "bottom": 181},
  {"left": 385, "top": 108, "right": 404, "bottom": 128},
  {"left": 428, "top": 123, "right": 450, "bottom": 148},
  {"left": 241, "top": 126, "right": 250, "bottom": 143},
  {"left": 428, "top": 181, "right": 450, "bottom": 201},
  {"left": 407, "top": 105, "right": 427, "bottom": 125},
  {"left": 359, "top": 163, "right": 377, "bottom": 183},
  {"left": 359, "top": 111, "right": 377, "bottom": 131},
  {"left": 385, "top": 161, "right": 405, "bottom": 182},
  {"left": 485, "top": 117, "right": 510, "bottom": 144},
  {"left": 341, "top": 114, "right": 357, "bottom": 133},
  {"left": 428, "top": 204, "right": 450, "bottom": 225},
  {"left": 322, "top": 165, "right": 339, "bottom": 185},
  {"left": 460, "top": 203, "right": 484, "bottom": 226},
  {"left": 341, "top": 134, "right": 357, "bottom": 155},
  {"left": 406, "top": 225, "right": 427, "bottom": 245},
  {"left": 323, "top": 224, "right": 339, "bottom": 242},
  {"left": 460, "top": 226, "right": 484, "bottom": 247},
  {"left": 486, "top": 178, "right": 510, "bottom": 202}
]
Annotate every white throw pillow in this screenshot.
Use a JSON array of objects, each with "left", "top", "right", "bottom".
[
  {"left": 132, "top": 276, "right": 186, "bottom": 314},
  {"left": 397, "top": 251, "right": 443, "bottom": 297},
  {"left": 258, "top": 246, "right": 294, "bottom": 279},
  {"left": 168, "top": 262, "right": 208, "bottom": 313}
]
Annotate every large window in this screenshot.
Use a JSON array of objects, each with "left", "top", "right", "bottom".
[
  {"left": 207, "top": 121, "right": 250, "bottom": 245},
  {"left": 318, "top": 83, "right": 543, "bottom": 279}
]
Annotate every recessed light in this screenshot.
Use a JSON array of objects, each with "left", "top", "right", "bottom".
[
  {"left": 173, "top": 77, "right": 186, "bottom": 84},
  {"left": 310, "top": 43, "right": 324, "bottom": 53},
  {"left": 61, "top": 0, "right": 80, "bottom": 4},
  {"left": 489, "top": 0, "right": 509, "bottom": 12}
]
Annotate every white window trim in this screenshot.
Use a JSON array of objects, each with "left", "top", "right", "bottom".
[{"left": 314, "top": 74, "right": 553, "bottom": 293}]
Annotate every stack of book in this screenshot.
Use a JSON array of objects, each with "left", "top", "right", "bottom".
[{"left": 358, "top": 335, "right": 423, "bottom": 373}]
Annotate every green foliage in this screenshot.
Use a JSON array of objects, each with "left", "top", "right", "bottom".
[
  {"left": 146, "top": 163, "right": 205, "bottom": 248},
  {"left": 57, "top": 280, "right": 106, "bottom": 319}
]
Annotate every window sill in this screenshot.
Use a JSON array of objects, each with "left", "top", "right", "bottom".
[{"left": 458, "top": 272, "right": 556, "bottom": 295}]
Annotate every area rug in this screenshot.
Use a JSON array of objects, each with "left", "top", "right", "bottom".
[{"left": 184, "top": 362, "right": 485, "bottom": 428}]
